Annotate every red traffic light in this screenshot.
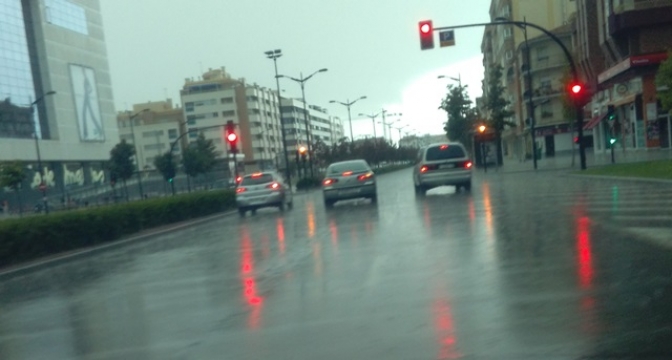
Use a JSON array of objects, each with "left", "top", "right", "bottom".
[
  {"left": 567, "top": 81, "right": 590, "bottom": 107},
  {"left": 418, "top": 20, "right": 434, "bottom": 50},
  {"left": 570, "top": 84, "right": 582, "bottom": 94},
  {"left": 226, "top": 132, "right": 237, "bottom": 143}
]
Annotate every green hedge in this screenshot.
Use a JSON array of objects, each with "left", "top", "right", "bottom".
[{"left": 0, "top": 190, "right": 236, "bottom": 267}]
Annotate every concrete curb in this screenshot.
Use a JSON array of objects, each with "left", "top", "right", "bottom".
[
  {"left": 0, "top": 210, "right": 236, "bottom": 280},
  {"left": 568, "top": 173, "right": 672, "bottom": 184}
]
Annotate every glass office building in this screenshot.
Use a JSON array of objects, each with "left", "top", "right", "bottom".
[{"left": 0, "top": 0, "right": 118, "bottom": 209}]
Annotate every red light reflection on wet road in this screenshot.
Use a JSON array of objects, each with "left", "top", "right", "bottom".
[
  {"left": 240, "top": 228, "right": 263, "bottom": 330},
  {"left": 329, "top": 219, "right": 339, "bottom": 254},
  {"left": 276, "top": 218, "right": 285, "bottom": 255},
  {"left": 433, "top": 297, "right": 461, "bottom": 359},
  {"left": 576, "top": 216, "right": 594, "bottom": 290}
]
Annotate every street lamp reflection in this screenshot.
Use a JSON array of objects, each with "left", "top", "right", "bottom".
[
  {"left": 307, "top": 202, "right": 316, "bottom": 238},
  {"left": 276, "top": 218, "right": 286, "bottom": 254},
  {"left": 329, "top": 219, "right": 339, "bottom": 254},
  {"left": 482, "top": 182, "right": 494, "bottom": 240}
]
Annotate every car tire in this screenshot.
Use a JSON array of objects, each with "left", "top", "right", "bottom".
[
  {"left": 287, "top": 201, "right": 294, "bottom": 210},
  {"left": 238, "top": 208, "right": 246, "bottom": 217},
  {"left": 415, "top": 185, "right": 427, "bottom": 196},
  {"left": 278, "top": 201, "right": 285, "bottom": 211},
  {"left": 324, "top": 199, "right": 334, "bottom": 208},
  {"left": 370, "top": 193, "right": 377, "bottom": 203},
  {"left": 463, "top": 181, "right": 472, "bottom": 192},
  {"left": 251, "top": 208, "right": 257, "bottom": 215}
]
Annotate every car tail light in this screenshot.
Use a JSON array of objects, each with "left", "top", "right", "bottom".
[
  {"left": 235, "top": 176, "right": 243, "bottom": 183},
  {"left": 267, "top": 182, "right": 281, "bottom": 190},
  {"left": 420, "top": 164, "right": 438, "bottom": 173},
  {"left": 236, "top": 187, "right": 247, "bottom": 193},
  {"left": 464, "top": 161, "right": 473, "bottom": 169},
  {"left": 342, "top": 171, "right": 353, "bottom": 176},
  {"left": 420, "top": 166, "right": 428, "bottom": 173},
  {"left": 323, "top": 178, "right": 338, "bottom": 186},
  {"left": 439, "top": 144, "right": 449, "bottom": 150},
  {"left": 357, "top": 172, "right": 374, "bottom": 181},
  {"left": 251, "top": 172, "right": 263, "bottom": 178}
]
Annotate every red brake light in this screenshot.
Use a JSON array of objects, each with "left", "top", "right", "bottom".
[
  {"left": 236, "top": 176, "right": 242, "bottom": 183},
  {"left": 465, "top": 161, "right": 473, "bottom": 169},
  {"left": 236, "top": 187, "right": 246, "bottom": 193},
  {"left": 440, "top": 144, "right": 448, "bottom": 150},
  {"left": 342, "top": 171, "right": 353, "bottom": 176},
  {"left": 251, "top": 172, "right": 263, "bottom": 178},
  {"left": 420, "top": 166, "right": 429, "bottom": 173},
  {"left": 323, "top": 178, "right": 338, "bottom": 186},
  {"left": 267, "top": 182, "right": 280, "bottom": 190},
  {"left": 357, "top": 172, "right": 374, "bottom": 181}
]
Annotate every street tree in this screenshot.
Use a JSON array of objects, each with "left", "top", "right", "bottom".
[
  {"left": 182, "top": 133, "right": 217, "bottom": 191},
  {"left": 108, "top": 140, "right": 136, "bottom": 200},
  {"left": 655, "top": 51, "right": 672, "bottom": 112},
  {"left": 485, "top": 64, "right": 515, "bottom": 165},
  {"left": 0, "top": 161, "right": 26, "bottom": 215},
  {"left": 440, "top": 83, "right": 475, "bottom": 152},
  {"left": 154, "top": 152, "right": 177, "bottom": 195}
]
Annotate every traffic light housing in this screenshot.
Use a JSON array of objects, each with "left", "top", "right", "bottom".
[
  {"left": 607, "top": 105, "right": 616, "bottom": 121},
  {"left": 419, "top": 20, "right": 434, "bottom": 50},
  {"left": 225, "top": 121, "right": 237, "bottom": 151},
  {"left": 567, "top": 81, "right": 590, "bottom": 107}
]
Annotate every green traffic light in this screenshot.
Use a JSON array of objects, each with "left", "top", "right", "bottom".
[
  {"left": 609, "top": 138, "right": 616, "bottom": 145},
  {"left": 168, "top": 178, "right": 173, "bottom": 183}
]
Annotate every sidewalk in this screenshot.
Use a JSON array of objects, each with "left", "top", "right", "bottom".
[{"left": 488, "top": 148, "right": 672, "bottom": 174}]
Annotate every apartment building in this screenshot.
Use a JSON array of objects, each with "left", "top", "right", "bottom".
[
  {"left": 576, "top": 0, "right": 672, "bottom": 153},
  {"left": 481, "top": 0, "right": 577, "bottom": 160},
  {"left": 280, "top": 98, "right": 343, "bottom": 152},
  {"left": 180, "top": 67, "right": 284, "bottom": 170},
  {"left": 116, "top": 99, "right": 186, "bottom": 170}
]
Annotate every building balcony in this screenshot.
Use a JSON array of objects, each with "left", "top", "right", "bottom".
[{"left": 609, "top": 1, "right": 672, "bottom": 36}]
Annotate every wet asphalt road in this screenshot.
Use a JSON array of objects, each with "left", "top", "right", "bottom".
[{"left": 1, "top": 168, "right": 672, "bottom": 360}]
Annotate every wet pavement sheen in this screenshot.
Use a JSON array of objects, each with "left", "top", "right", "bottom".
[{"left": 1, "top": 168, "right": 672, "bottom": 359}]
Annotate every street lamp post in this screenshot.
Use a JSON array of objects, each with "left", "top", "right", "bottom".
[
  {"left": 438, "top": 74, "right": 462, "bottom": 87},
  {"left": 394, "top": 124, "right": 409, "bottom": 146},
  {"left": 30, "top": 90, "right": 56, "bottom": 214},
  {"left": 360, "top": 112, "right": 382, "bottom": 139},
  {"left": 329, "top": 96, "right": 367, "bottom": 143},
  {"left": 127, "top": 108, "right": 149, "bottom": 199},
  {"left": 277, "top": 68, "right": 328, "bottom": 178},
  {"left": 265, "top": 49, "right": 293, "bottom": 190}
]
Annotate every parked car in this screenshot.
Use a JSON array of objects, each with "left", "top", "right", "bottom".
[
  {"left": 322, "top": 159, "right": 377, "bottom": 208},
  {"left": 412, "top": 142, "right": 473, "bottom": 195},
  {"left": 236, "top": 172, "right": 293, "bottom": 217}
]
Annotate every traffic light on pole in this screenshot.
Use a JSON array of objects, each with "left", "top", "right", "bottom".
[
  {"left": 419, "top": 20, "right": 434, "bottom": 50},
  {"left": 225, "top": 121, "right": 237, "bottom": 151},
  {"left": 568, "top": 81, "right": 590, "bottom": 107},
  {"left": 298, "top": 146, "right": 307, "bottom": 161}
]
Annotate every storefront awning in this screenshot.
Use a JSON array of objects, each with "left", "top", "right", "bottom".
[{"left": 584, "top": 113, "right": 607, "bottom": 130}]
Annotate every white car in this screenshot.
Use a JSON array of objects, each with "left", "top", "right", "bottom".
[
  {"left": 412, "top": 142, "right": 473, "bottom": 195},
  {"left": 235, "top": 172, "right": 293, "bottom": 216}
]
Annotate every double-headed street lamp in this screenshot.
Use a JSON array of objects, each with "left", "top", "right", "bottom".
[
  {"left": 394, "top": 124, "right": 409, "bottom": 145},
  {"left": 31, "top": 90, "right": 56, "bottom": 214},
  {"left": 127, "top": 108, "right": 149, "bottom": 199},
  {"left": 379, "top": 112, "right": 402, "bottom": 142},
  {"left": 438, "top": 74, "right": 462, "bottom": 87},
  {"left": 277, "top": 68, "right": 328, "bottom": 178},
  {"left": 329, "top": 95, "right": 366, "bottom": 143},
  {"left": 265, "top": 49, "right": 293, "bottom": 190},
  {"left": 359, "top": 111, "right": 383, "bottom": 139}
]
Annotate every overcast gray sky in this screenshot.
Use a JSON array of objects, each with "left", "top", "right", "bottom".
[{"left": 100, "top": 0, "right": 491, "bottom": 138}]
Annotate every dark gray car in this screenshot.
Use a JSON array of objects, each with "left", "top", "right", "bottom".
[{"left": 322, "top": 159, "right": 377, "bottom": 208}]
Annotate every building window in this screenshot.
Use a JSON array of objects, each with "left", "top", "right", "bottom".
[
  {"left": 251, "top": 109, "right": 261, "bottom": 114},
  {"left": 144, "top": 143, "right": 166, "bottom": 151},
  {"left": 189, "top": 131, "right": 198, "bottom": 138},
  {"left": 536, "top": 46, "right": 549, "bottom": 61},
  {"left": 142, "top": 130, "right": 164, "bottom": 138},
  {"left": 45, "top": 0, "right": 88, "bottom": 35},
  {"left": 222, "top": 110, "right": 235, "bottom": 117},
  {"left": 168, "top": 129, "right": 178, "bottom": 139},
  {"left": 213, "top": 112, "right": 218, "bottom": 117},
  {"left": 505, "top": 50, "right": 513, "bottom": 60},
  {"left": 247, "top": 96, "right": 259, "bottom": 102},
  {"left": 221, "top": 97, "right": 234, "bottom": 104},
  {"left": 540, "top": 103, "right": 553, "bottom": 118}
]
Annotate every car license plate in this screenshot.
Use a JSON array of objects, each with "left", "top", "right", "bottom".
[
  {"left": 439, "top": 164, "right": 455, "bottom": 169},
  {"left": 339, "top": 188, "right": 360, "bottom": 196}
]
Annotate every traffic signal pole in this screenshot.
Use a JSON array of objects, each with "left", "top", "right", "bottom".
[{"left": 431, "top": 20, "right": 587, "bottom": 170}]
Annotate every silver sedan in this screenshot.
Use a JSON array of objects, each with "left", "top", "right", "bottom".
[{"left": 322, "top": 159, "right": 377, "bottom": 208}]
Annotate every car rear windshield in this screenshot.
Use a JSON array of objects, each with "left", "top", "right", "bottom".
[
  {"left": 328, "top": 162, "right": 369, "bottom": 174},
  {"left": 425, "top": 145, "right": 466, "bottom": 161},
  {"left": 241, "top": 174, "right": 274, "bottom": 185}
]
